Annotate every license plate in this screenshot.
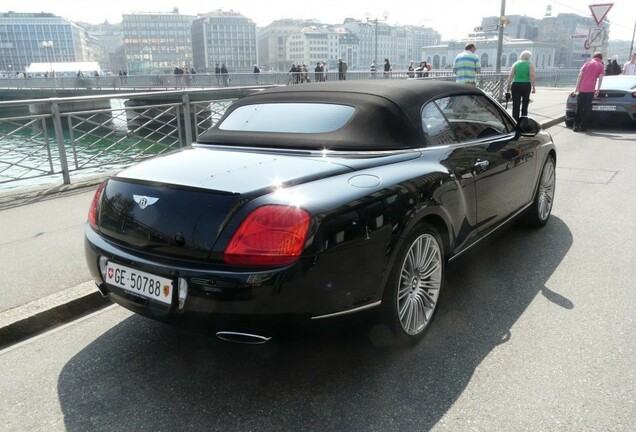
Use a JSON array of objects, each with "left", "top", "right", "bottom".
[
  {"left": 592, "top": 105, "right": 616, "bottom": 111},
  {"left": 105, "top": 262, "right": 173, "bottom": 305}
]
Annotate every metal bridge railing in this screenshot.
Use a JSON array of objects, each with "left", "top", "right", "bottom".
[
  {"left": 0, "top": 89, "right": 239, "bottom": 191},
  {"left": 0, "top": 69, "right": 580, "bottom": 91},
  {"left": 1, "top": 71, "right": 567, "bottom": 191}
]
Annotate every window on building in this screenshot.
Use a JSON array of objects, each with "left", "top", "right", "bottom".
[{"left": 480, "top": 53, "right": 489, "bottom": 68}]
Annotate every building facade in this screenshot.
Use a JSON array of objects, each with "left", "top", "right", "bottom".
[
  {"left": 285, "top": 25, "right": 340, "bottom": 71},
  {"left": 0, "top": 12, "right": 90, "bottom": 74},
  {"left": 422, "top": 37, "right": 556, "bottom": 70},
  {"left": 539, "top": 13, "right": 609, "bottom": 68},
  {"left": 258, "top": 19, "right": 330, "bottom": 72},
  {"left": 121, "top": 9, "right": 195, "bottom": 75},
  {"left": 82, "top": 21, "right": 123, "bottom": 73},
  {"left": 191, "top": 10, "right": 257, "bottom": 73},
  {"left": 343, "top": 20, "right": 392, "bottom": 69}
]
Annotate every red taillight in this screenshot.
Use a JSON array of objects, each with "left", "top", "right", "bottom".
[
  {"left": 88, "top": 181, "right": 107, "bottom": 228},
  {"left": 224, "top": 205, "right": 310, "bottom": 266}
]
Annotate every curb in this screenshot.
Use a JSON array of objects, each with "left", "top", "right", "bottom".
[
  {"left": 541, "top": 116, "right": 565, "bottom": 130},
  {"left": 0, "top": 281, "right": 110, "bottom": 349},
  {"left": 0, "top": 175, "right": 108, "bottom": 211}
]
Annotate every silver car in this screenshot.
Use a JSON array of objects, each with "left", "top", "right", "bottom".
[{"left": 565, "top": 75, "right": 636, "bottom": 127}]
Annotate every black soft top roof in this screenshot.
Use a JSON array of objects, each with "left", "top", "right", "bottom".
[{"left": 198, "top": 80, "right": 484, "bottom": 151}]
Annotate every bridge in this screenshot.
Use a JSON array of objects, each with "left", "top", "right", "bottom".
[
  {"left": 0, "top": 70, "right": 575, "bottom": 191},
  {"left": 0, "top": 68, "right": 579, "bottom": 99}
]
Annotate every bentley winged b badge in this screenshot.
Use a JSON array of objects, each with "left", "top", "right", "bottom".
[{"left": 133, "top": 195, "right": 159, "bottom": 210}]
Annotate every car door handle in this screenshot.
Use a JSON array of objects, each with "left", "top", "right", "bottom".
[{"left": 473, "top": 160, "right": 490, "bottom": 173}]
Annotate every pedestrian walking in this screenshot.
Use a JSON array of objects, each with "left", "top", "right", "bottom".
[
  {"left": 415, "top": 62, "right": 424, "bottom": 78},
  {"left": 253, "top": 64, "right": 260, "bottom": 84},
  {"left": 173, "top": 65, "right": 184, "bottom": 88},
  {"left": 453, "top": 43, "right": 481, "bottom": 85},
  {"left": 338, "top": 58, "right": 348, "bottom": 80},
  {"left": 407, "top": 61, "right": 415, "bottom": 78},
  {"left": 422, "top": 61, "right": 431, "bottom": 77},
  {"left": 622, "top": 53, "right": 636, "bottom": 75},
  {"left": 288, "top": 64, "right": 298, "bottom": 84},
  {"left": 314, "top": 62, "right": 323, "bottom": 83},
  {"left": 605, "top": 58, "right": 621, "bottom": 76},
  {"left": 370, "top": 61, "right": 377, "bottom": 78},
  {"left": 383, "top": 59, "right": 391, "bottom": 79},
  {"left": 214, "top": 63, "right": 221, "bottom": 86},
  {"left": 505, "top": 50, "right": 536, "bottom": 121},
  {"left": 221, "top": 63, "right": 230, "bottom": 87},
  {"left": 572, "top": 52, "right": 604, "bottom": 132}
]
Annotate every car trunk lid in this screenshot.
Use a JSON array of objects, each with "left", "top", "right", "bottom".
[{"left": 95, "top": 147, "right": 420, "bottom": 260}]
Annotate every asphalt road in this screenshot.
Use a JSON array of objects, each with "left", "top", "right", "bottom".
[{"left": 1, "top": 120, "right": 635, "bottom": 431}]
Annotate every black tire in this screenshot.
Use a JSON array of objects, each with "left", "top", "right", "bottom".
[
  {"left": 565, "top": 118, "right": 574, "bottom": 128},
  {"left": 525, "top": 154, "right": 556, "bottom": 227},
  {"left": 377, "top": 223, "right": 445, "bottom": 346}
]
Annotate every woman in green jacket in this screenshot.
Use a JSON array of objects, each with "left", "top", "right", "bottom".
[{"left": 506, "top": 50, "right": 536, "bottom": 121}]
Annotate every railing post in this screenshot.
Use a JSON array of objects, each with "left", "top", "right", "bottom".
[
  {"left": 181, "top": 93, "right": 193, "bottom": 147},
  {"left": 50, "top": 100, "right": 71, "bottom": 184}
]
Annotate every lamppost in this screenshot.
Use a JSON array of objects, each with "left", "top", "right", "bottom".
[
  {"left": 495, "top": 0, "right": 506, "bottom": 74},
  {"left": 0, "top": 36, "right": 6, "bottom": 74},
  {"left": 41, "top": 40, "right": 54, "bottom": 74},
  {"left": 365, "top": 11, "right": 389, "bottom": 68}
]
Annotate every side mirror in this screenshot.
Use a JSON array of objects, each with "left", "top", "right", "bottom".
[{"left": 516, "top": 116, "right": 541, "bottom": 137}]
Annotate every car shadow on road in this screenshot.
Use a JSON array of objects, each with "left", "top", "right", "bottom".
[
  {"left": 581, "top": 117, "right": 636, "bottom": 137},
  {"left": 57, "top": 217, "right": 573, "bottom": 431}
]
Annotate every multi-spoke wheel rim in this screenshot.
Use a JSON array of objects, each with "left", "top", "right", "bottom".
[
  {"left": 538, "top": 158, "right": 556, "bottom": 221},
  {"left": 397, "top": 234, "right": 442, "bottom": 336}
]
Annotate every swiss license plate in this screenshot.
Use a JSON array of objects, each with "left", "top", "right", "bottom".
[
  {"left": 592, "top": 105, "right": 616, "bottom": 111},
  {"left": 105, "top": 262, "right": 173, "bottom": 305}
]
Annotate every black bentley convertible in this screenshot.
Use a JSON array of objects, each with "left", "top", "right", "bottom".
[{"left": 85, "top": 80, "right": 556, "bottom": 344}]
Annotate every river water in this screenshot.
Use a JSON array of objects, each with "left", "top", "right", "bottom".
[{"left": 0, "top": 98, "right": 204, "bottom": 193}]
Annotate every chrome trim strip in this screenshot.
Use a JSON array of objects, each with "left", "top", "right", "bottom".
[
  {"left": 448, "top": 201, "right": 533, "bottom": 263},
  {"left": 215, "top": 331, "right": 272, "bottom": 344},
  {"left": 192, "top": 143, "right": 422, "bottom": 158},
  {"left": 311, "top": 300, "right": 382, "bottom": 320}
]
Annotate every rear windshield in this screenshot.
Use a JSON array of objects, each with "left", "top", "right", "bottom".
[{"left": 218, "top": 103, "right": 355, "bottom": 133}]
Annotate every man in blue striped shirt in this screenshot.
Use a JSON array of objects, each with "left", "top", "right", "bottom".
[{"left": 453, "top": 43, "right": 481, "bottom": 85}]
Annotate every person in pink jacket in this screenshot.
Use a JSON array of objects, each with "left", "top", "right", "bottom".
[{"left": 572, "top": 52, "right": 604, "bottom": 132}]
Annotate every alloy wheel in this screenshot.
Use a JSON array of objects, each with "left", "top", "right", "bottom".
[{"left": 396, "top": 233, "right": 443, "bottom": 335}]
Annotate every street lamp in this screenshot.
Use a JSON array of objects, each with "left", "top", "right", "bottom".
[
  {"left": 41, "top": 40, "right": 54, "bottom": 74},
  {"left": 0, "top": 36, "right": 6, "bottom": 74},
  {"left": 365, "top": 11, "right": 389, "bottom": 69},
  {"left": 495, "top": 0, "right": 506, "bottom": 74}
]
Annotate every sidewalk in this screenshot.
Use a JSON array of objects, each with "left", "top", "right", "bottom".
[{"left": 0, "top": 87, "right": 571, "bottom": 348}]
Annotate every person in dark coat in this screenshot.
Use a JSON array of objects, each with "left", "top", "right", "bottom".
[
  {"left": 214, "top": 63, "right": 221, "bottom": 85},
  {"left": 605, "top": 59, "right": 622, "bottom": 76},
  {"left": 383, "top": 58, "right": 391, "bottom": 79},
  {"left": 337, "top": 58, "right": 348, "bottom": 80},
  {"left": 220, "top": 64, "right": 229, "bottom": 86},
  {"left": 253, "top": 64, "right": 260, "bottom": 83},
  {"left": 289, "top": 64, "right": 299, "bottom": 84},
  {"left": 314, "top": 62, "right": 323, "bottom": 82}
]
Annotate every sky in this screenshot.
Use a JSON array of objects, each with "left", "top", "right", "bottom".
[{"left": 9, "top": 0, "right": 636, "bottom": 41}]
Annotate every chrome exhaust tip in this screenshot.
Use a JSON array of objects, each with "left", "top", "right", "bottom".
[{"left": 216, "top": 331, "right": 272, "bottom": 345}]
